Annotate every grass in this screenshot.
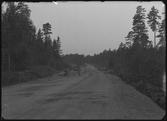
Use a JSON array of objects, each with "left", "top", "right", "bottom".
[
  {"left": 1, "top": 66, "right": 59, "bottom": 87},
  {"left": 110, "top": 70, "right": 166, "bottom": 111}
]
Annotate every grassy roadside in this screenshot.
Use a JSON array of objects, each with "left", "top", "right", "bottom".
[
  {"left": 117, "top": 73, "right": 166, "bottom": 111},
  {"left": 1, "top": 66, "right": 59, "bottom": 87},
  {"left": 100, "top": 68, "right": 166, "bottom": 111}
]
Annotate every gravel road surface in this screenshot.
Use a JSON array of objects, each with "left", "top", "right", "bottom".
[{"left": 2, "top": 65, "right": 165, "bottom": 119}]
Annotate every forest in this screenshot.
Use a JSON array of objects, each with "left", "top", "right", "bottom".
[
  {"left": 1, "top": 2, "right": 165, "bottom": 110},
  {"left": 64, "top": 6, "right": 166, "bottom": 110},
  {"left": 2, "top": 2, "right": 69, "bottom": 86}
]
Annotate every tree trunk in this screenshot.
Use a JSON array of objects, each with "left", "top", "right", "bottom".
[
  {"left": 154, "top": 31, "right": 156, "bottom": 47},
  {"left": 8, "top": 40, "right": 11, "bottom": 72}
]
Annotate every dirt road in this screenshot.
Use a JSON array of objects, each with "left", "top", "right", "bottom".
[{"left": 2, "top": 65, "right": 165, "bottom": 119}]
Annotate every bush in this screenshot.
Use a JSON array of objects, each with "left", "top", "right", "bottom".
[
  {"left": 28, "top": 66, "right": 54, "bottom": 78},
  {"left": 2, "top": 71, "right": 20, "bottom": 86},
  {"left": 145, "top": 84, "right": 166, "bottom": 110},
  {"left": 2, "top": 66, "right": 56, "bottom": 87}
]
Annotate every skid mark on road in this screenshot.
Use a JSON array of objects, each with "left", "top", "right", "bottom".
[
  {"left": 38, "top": 71, "right": 100, "bottom": 106},
  {"left": 48, "top": 72, "right": 94, "bottom": 96},
  {"left": 38, "top": 91, "right": 94, "bottom": 105},
  {"left": 18, "top": 84, "right": 61, "bottom": 92},
  {"left": 81, "top": 92, "right": 109, "bottom": 108},
  {"left": 84, "top": 93, "right": 108, "bottom": 101},
  {"left": 66, "top": 72, "right": 93, "bottom": 88},
  {"left": 2, "top": 67, "right": 112, "bottom": 119},
  {"left": 18, "top": 86, "right": 47, "bottom": 92},
  {"left": 17, "top": 92, "right": 34, "bottom": 97}
]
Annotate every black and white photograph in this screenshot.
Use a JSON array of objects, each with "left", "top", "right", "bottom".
[{"left": 1, "top": 1, "right": 166, "bottom": 120}]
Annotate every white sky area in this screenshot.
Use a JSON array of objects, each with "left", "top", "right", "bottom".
[{"left": 2, "top": 1, "right": 165, "bottom": 56}]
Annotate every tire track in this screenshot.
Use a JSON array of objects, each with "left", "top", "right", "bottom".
[
  {"left": 39, "top": 69, "right": 101, "bottom": 119},
  {"left": 16, "top": 70, "right": 97, "bottom": 119}
]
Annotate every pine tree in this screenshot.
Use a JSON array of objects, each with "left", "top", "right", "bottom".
[
  {"left": 2, "top": 2, "right": 35, "bottom": 71},
  {"left": 147, "top": 6, "right": 161, "bottom": 47},
  {"left": 42, "top": 23, "right": 52, "bottom": 37},
  {"left": 132, "top": 6, "right": 149, "bottom": 48},
  {"left": 157, "top": 12, "right": 165, "bottom": 48},
  {"left": 42, "top": 22, "right": 52, "bottom": 34},
  {"left": 42, "top": 22, "right": 52, "bottom": 47},
  {"left": 35, "top": 29, "right": 45, "bottom": 65},
  {"left": 42, "top": 23, "right": 53, "bottom": 66},
  {"left": 2, "top": 2, "right": 16, "bottom": 71}
]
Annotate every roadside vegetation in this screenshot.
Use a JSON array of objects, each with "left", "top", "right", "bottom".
[
  {"left": 1, "top": 2, "right": 69, "bottom": 87},
  {"left": 1, "top": 66, "right": 59, "bottom": 87},
  {"left": 84, "top": 6, "right": 166, "bottom": 111},
  {"left": 2, "top": 2, "right": 165, "bottom": 111}
]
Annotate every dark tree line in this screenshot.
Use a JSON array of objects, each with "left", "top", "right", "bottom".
[
  {"left": 85, "top": 5, "right": 165, "bottom": 88},
  {"left": 83, "top": 5, "right": 165, "bottom": 110},
  {"left": 2, "top": 2, "right": 65, "bottom": 72},
  {"left": 64, "top": 5, "right": 165, "bottom": 110},
  {"left": 2, "top": 3, "right": 165, "bottom": 109},
  {"left": 63, "top": 53, "right": 85, "bottom": 67}
]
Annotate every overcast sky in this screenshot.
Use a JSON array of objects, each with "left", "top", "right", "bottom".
[{"left": 2, "top": 2, "right": 165, "bottom": 56}]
